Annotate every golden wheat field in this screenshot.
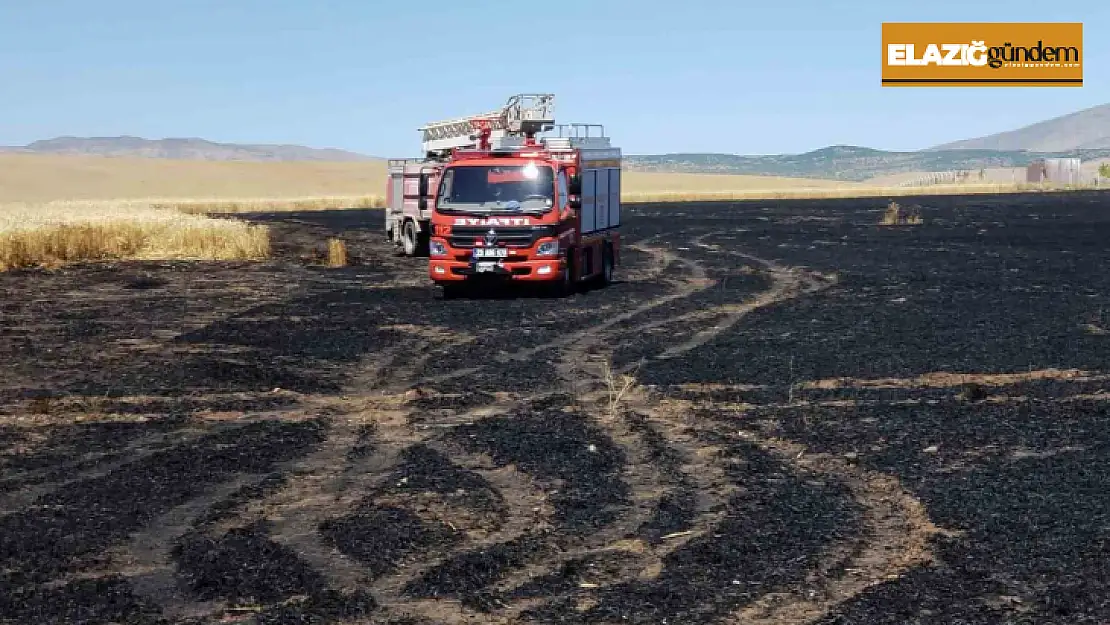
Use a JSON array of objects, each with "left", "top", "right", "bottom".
[
  {"left": 0, "top": 153, "right": 1088, "bottom": 271},
  {"left": 0, "top": 200, "right": 269, "bottom": 271},
  {"left": 0, "top": 154, "right": 388, "bottom": 203}
]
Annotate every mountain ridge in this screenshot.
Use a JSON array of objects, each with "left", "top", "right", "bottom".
[
  {"left": 0, "top": 136, "right": 377, "bottom": 162},
  {"left": 622, "top": 146, "right": 1107, "bottom": 181},
  {"left": 4, "top": 100, "right": 1109, "bottom": 181},
  {"left": 928, "top": 103, "right": 1110, "bottom": 152}
]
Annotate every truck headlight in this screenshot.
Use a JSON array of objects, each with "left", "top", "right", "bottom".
[
  {"left": 535, "top": 240, "right": 559, "bottom": 256},
  {"left": 430, "top": 240, "right": 446, "bottom": 256}
]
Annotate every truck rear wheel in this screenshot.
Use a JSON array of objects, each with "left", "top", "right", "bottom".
[
  {"left": 596, "top": 244, "right": 614, "bottom": 286},
  {"left": 402, "top": 221, "right": 418, "bottom": 256}
]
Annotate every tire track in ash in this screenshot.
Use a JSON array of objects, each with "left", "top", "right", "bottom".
[
  {"left": 656, "top": 387, "right": 961, "bottom": 624},
  {"left": 653, "top": 246, "right": 835, "bottom": 358},
  {"left": 173, "top": 326, "right": 497, "bottom": 612},
  {"left": 569, "top": 234, "right": 949, "bottom": 623},
  {"left": 364, "top": 433, "right": 556, "bottom": 623},
  {"left": 551, "top": 238, "right": 714, "bottom": 384},
  {"left": 0, "top": 417, "right": 330, "bottom": 624},
  {"left": 0, "top": 422, "right": 220, "bottom": 515},
  {"left": 415, "top": 236, "right": 710, "bottom": 389},
  {"left": 96, "top": 226, "right": 829, "bottom": 623},
  {"left": 309, "top": 235, "right": 725, "bottom": 622},
  {"left": 499, "top": 235, "right": 948, "bottom": 623},
  {"left": 111, "top": 412, "right": 375, "bottom": 619},
  {"left": 112, "top": 476, "right": 256, "bottom": 621},
  {"left": 730, "top": 424, "right": 958, "bottom": 624},
  {"left": 213, "top": 417, "right": 385, "bottom": 592},
  {"left": 249, "top": 244, "right": 931, "bottom": 625},
  {"left": 486, "top": 388, "right": 744, "bottom": 623},
  {"left": 360, "top": 231, "right": 842, "bottom": 621},
  {"left": 394, "top": 232, "right": 714, "bottom": 397},
  {"left": 349, "top": 324, "right": 479, "bottom": 395},
  {"left": 93, "top": 238, "right": 693, "bottom": 623},
  {"left": 579, "top": 239, "right": 838, "bottom": 374},
  {"left": 471, "top": 406, "right": 688, "bottom": 620},
  {"left": 345, "top": 397, "right": 553, "bottom": 617},
  {"left": 431, "top": 236, "right": 732, "bottom": 618},
  {"left": 306, "top": 334, "right": 550, "bottom": 615},
  {"left": 43, "top": 396, "right": 410, "bottom": 622},
  {"left": 179, "top": 228, "right": 830, "bottom": 622},
  {"left": 327, "top": 231, "right": 835, "bottom": 621},
  {"left": 157, "top": 378, "right": 555, "bottom": 623}
]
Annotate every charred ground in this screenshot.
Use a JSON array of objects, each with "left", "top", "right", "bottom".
[{"left": 1, "top": 191, "right": 1108, "bottom": 624}]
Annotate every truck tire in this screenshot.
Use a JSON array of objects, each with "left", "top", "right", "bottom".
[
  {"left": 595, "top": 244, "right": 614, "bottom": 286},
  {"left": 402, "top": 220, "right": 418, "bottom": 256},
  {"left": 552, "top": 252, "right": 575, "bottom": 297}
]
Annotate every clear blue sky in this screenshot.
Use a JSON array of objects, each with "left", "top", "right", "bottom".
[{"left": 0, "top": 0, "right": 1104, "bottom": 156}]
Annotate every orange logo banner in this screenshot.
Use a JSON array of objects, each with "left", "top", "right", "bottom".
[{"left": 881, "top": 22, "right": 1082, "bottom": 87}]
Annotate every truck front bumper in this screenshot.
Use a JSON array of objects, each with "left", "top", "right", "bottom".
[{"left": 430, "top": 258, "right": 563, "bottom": 282}]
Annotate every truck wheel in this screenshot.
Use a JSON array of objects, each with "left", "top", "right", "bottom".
[
  {"left": 553, "top": 254, "right": 575, "bottom": 297},
  {"left": 596, "top": 245, "right": 614, "bottom": 286},
  {"left": 402, "top": 221, "right": 418, "bottom": 256}
]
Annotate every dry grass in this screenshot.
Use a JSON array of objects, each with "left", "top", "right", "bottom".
[
  {"left": 327, "top": 238, "right": 348, "bottom": 267},
  {"left": 0, "top": 200, "right": 270, "bottom": 271},
  {"left": 881, "top": 202, "right": 902, "bottom": 225},
  {"left": 880, "top": 201, "right": 924, "bottom": 226},
  {"left": 164, "top": 195, "right": 384, "bottom": 214},
  {"left": 600, "top": 358, "right": 640, "bottom": 418},
  {"left": 0, "top": 154, "right": 388, "bottom": 203}
]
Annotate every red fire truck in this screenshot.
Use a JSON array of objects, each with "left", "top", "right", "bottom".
[{"left": 385, "top": 94, "right": 621, "bottom": 298}]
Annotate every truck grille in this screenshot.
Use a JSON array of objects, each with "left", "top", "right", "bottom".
[{"left": 448, "top": 225, "right": 555, "bottom": 248}]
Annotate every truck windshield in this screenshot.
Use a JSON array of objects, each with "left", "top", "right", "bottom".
[{"left": 435, "top": 163, "right": 554, "bottom": 214}]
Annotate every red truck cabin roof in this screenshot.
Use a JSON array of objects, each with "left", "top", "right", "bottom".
[{"left": 448, "top": 146, "right": 578, "bottom": 164}]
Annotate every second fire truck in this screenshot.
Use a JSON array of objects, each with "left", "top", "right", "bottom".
[{"left": 384, "top": 94, "right": 621, "bottom": 298}]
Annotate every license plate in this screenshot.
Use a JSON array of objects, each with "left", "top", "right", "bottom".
[
  {"left": 473, "top": 247, "right": 508, "bottom": 258},
  {"left": 475, "top": 262, "right": 498, "bottom": 272}
]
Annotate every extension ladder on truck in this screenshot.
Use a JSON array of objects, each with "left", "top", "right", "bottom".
[{"left": 418, "top": 94, "right": 555, "bottom": 158}]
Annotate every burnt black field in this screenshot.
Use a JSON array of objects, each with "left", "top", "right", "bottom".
[{"left": 1, "top": 191, "right": 1109, "bottom": 624}]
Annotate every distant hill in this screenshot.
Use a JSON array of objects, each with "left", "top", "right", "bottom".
[
  {"left": 0, "top": 136, "right": 377, "bottom": 162},
  {"left": 628, "top": 102, "right": 1110, "bottom": 179},
  {"left": 6, "top": 136, "right": 1105, "bottom": 181},
  {"left": 624, "top": 145, "right": 1110, "bottom": 181},
  {"left": 7, "top": 99, "right": 1110, "bottom": 181},
  {"left": 929, "top": 103, "right": 1110, "bottom": 152}
]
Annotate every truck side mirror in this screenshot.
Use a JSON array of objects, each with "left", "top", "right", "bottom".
[
  {"left": 568, "top": 174, "right": 581, "bottom": 195},
  {"left": 418, "top": 173, "right": 429, "bottom": 209}
]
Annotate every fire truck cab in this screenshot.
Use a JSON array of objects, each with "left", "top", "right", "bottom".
[{"left": 401, "top": 94, "right": 620, "bottom": 298}]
